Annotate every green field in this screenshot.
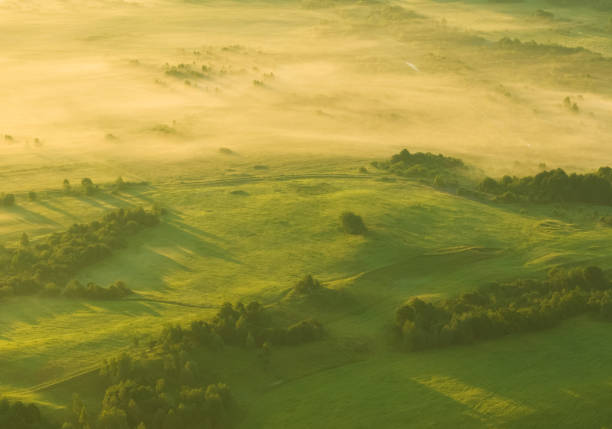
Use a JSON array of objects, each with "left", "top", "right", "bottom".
[{"left": 2, "top": 0, "right": 612, "bottom": 427}]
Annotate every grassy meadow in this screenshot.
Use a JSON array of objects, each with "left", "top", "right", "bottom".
[{"left": 1, "top": 0, "right": 612, "bottom": 427}]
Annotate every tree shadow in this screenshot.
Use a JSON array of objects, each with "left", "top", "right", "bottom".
[
  {"left": 35, "top": 200, "right": 80, "bottom": 221},
  {"left": 156, "top": 222, "right": 240, "bottom": 264},
  {"left": 165, "top": 213, "right": 229, "bottom": 243},
  {"left": 118, "top": 184, "right": 156, "bottom": 203},
  {"left": 75, "top": 221, "right": 239, "bottom": 295},
  {"left": 0, "top": 296, "right": 164, "bottom": 330},
  {"left": 4, "top": 205, "right": 61, "bottom": 227},
  {"left": 83, "top": 298, "right": 164, "bottom": 318}
]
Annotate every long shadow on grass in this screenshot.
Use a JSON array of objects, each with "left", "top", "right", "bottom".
[
  {"left": 165, "top": 212, "right": 229, "bottom": 243},
  {"left": 4, "top": 205, "right": 61, "bottom": 227},
  {"left": 85, "top": 298, "right": 164, "bottom": 317},
  {"left": 35, "top": 200, "right": 80, "bottom": 221},
  {"left": 160, "top": 222, "right": 240, "bottom": 264},
  {"left": 77, "top": 221, "right": 240, "bottom": 294},
  {"left": 0, "top": 296, "right": 164, "bottom": 330},
  {"left": 75, "top": 192, "right": 138, "bottom": 210}
]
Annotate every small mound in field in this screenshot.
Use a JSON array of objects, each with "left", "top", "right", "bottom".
[
  {"left": 290, "top": 182, "right": 338, "bottom": 196},
  {"left": 230, "top": 190, "right": 249, "bottom": 196}
]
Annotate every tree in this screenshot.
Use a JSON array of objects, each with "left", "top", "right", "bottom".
[
  {"left": 479, "top": 177, "right": 501, "bottom": 194},
  {"left": 20, "top": 232, "right": 29, "bottom": 247},
  {"left": 340, "top": 211, "right": 367, "bottom": 235},
  {"left": 63, "top": 179, "right": 71, "bottom": 193},
  {"left": 82, "top": 178, "right": 96, "bottom": 195},
  {"left": 115, "top": 176, "right": 126, "bottom": 190}
]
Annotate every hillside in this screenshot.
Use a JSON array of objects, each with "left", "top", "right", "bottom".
[{"left": 1, "top": 0, "right": 612, "bottom": 427}]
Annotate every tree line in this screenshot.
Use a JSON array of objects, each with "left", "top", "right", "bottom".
[
  {"left": 152, "top": 300, "right": 323, "bottom": 352},
  {"left": 479, "top": 167, "right": 612, "bottom": 205},
  {"left": 0, "top": 177, "right": 142, "bottom": 209},
  {"left": 0, "top": 207, "right": 160, "bottom": 298},
  {"left": 374, "top": 149, "right": 612, "bottom": 207},
  {"left": 395, "top": 266, "right": 612, "bottom": 351}
]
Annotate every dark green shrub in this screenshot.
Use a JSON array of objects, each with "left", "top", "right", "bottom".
[{"left": 341, "top": 211, "right": 367, "bottom": 235}]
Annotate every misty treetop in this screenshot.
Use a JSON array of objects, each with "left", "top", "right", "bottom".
[{"left": 373, "top": 149, "right": 465, "bottom": 179}]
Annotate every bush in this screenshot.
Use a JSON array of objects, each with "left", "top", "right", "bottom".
[
  {"left": 114, "top": 176, "right": 126, "bottom": 190},
  {"left": 341, "top": 211, "right": 367, "bottom": 235},
  {"left": 293, "top": 275, "right": 323, "bottom": 294},
  {"left": 0, "top": 193, "right": 15, "bottom": 207},
  {"left": 81, "top": 178, "right": 98, "bottom": 195}
]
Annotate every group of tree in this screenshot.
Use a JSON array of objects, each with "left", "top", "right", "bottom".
[
  {"left": 0, "top": 207, "right": 160, "bottom": 298},
  {"left": 293, "top": 274, "right": 323, "bottom": 294},
  {"left": 151, "top": 301, "right": 323, "bottom": 352},
  {"left": 53, "top": 280, "right": 133, "bottom": 300},
  {"left": 395, "top": 266, "right": 612, "bottom": 351},
  {"left": 496, "top": 37, "right": 588, "bottom": 55},
  {"left": 479, "top": 167, "right": 612, "bottom": 205},
  {"left": 60, "top": 299, "right": 324, "bottom": 429},
  {"left": 0, "top": 397, "right": 55, "bottom": 429},
  {"left": 0, "top": 357, "right": 235, "bottom": 429},
  {"left": 288, "top": 274, "right": 348, "bottom": 308},
  {"left": 1, "top": 177, "right": 135, "bottom": 209},
  {"left": 62, "top": 176, "right": 136, "bottom": 196},
  {"left": 63, "top": 379, "right": 234, "bottom": 429},
  {"left": 371, "top": 149, "right": 465, "bottom": 179},
  {"left": 164, "top": 63, "right": 208, "bottom": 80},
  {"left": 62, "top": 178, "right": 99, "bottom": 196}
]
